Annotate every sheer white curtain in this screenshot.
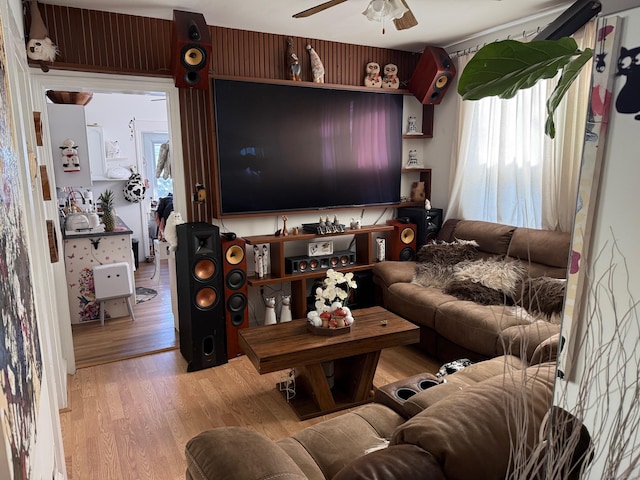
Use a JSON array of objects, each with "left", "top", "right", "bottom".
[{"left": 447, "top": 23, "right": 595, "bottom": 231}]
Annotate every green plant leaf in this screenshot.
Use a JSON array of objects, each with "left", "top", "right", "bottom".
[
  {"left": 458, "top": 38, "right": 583, "bottom": 101},
  {"left": 545, "top": 48, "right": 594, "bottom": 138}
]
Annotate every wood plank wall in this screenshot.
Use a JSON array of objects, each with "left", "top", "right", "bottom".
[{"left": 38, "top": 4, "right": 421, "bottom": 221}]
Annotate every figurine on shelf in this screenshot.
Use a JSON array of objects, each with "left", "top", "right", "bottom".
[
  {"left": 307, "top": 44, "right": 325, "bottom": 83},
  {"left": 364, "top": 62, "right": 382, "bottom": 88},
  {"left": 406, "top": 149, "right": 423, "bottom": 168},
  {"left": 410, "top": 181, "right": 426, "bottom": 203},
  {"left": 286, "top": 37, "right": 301, "bottom": 81},
  {"left": 280, "top": 295, "right": 292, "bottom": 323},
  {"left": 264, "top": 297, "right": 277, "bottom": 325},
  {"left": 407, "top": 116, "right": 419, "bottom": 134},
  {"left": 254, "top": 245, "right": 264, "bottom": 278},
  {"left": 382, "top": 63, "right": 400, "bottom": 89},
  {"left": 282, "top": 215, "right": 289, "bottom": 236}
]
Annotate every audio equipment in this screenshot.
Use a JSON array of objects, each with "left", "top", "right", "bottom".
[
  {"left": 397, "top": 207, "right": 444, "bottom": 248},
  {"left": 386, "top": 220, "right": 417, "bottom": 261},
  {"left": 220, "top": 235, "right": 249, "bottom": 359},
  {"left": 175, "top": 222, "right": 227, "bottom": 371},
  {"left": 408, "top": 46, "right": 456, "bottom": 105},
  {"left": 285, "top": 250, "right": 356, "bottom": 274},
  {"left": 171, "top": 10, "right": 212, "bottom": 90}
]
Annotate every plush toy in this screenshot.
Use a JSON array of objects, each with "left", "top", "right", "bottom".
[
  {"left": 26, "top": 0, "right": 58, "bottom": 72},
  {"left": 59, "top": 138, "right": 80, "bottom": 172},
  {"left": 306, "top": 44, "right": 325, "bottom": 83},
  {"left": 286, "top": 37, "right": 301, "bottom": 81},
  {"left": 164, "top": 211, "right": 185, "bottom": 251},
  {"left": 382, "top": 63, "right": 400, "bottom": 89},
  {"left": 123, "top": 171, "right": 146, "bottom": 203},
  {"left": 410, "top": 181, "right": 426, "bottom": 203},
  {"left": 364, "top": 62, "right": 382, "bottom": 88}
]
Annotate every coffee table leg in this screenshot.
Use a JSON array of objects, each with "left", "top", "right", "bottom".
[
  {"left": 348, "top": 351, "right": 381, "bottom": 402},
  {"left": 300, "top": 363, "right": 336, "bottom": 411}
]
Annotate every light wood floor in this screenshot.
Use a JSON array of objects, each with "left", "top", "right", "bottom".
[
  {"left": 60, "top": 344, "right": 440, "bottom": 480},
  {"left": 72, "top": 260, "right": 178, "bottom": 368}
]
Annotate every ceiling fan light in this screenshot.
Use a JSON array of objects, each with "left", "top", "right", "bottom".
[{"left": 362, "top": 0, "right": 408, "bottom": 23}]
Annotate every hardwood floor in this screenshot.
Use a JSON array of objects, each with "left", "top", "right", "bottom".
[
  {"left": 72, "top": 260, "right": 178, "bottom": 368},
  {"left": 60, "top": 344, "right": 440, "bottom": 480}
]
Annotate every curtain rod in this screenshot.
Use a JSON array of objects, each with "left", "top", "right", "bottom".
[{"left": 450, "top": 25, "right": 543, "bottom": 58}]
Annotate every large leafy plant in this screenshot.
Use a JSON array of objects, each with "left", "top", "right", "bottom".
[{"left": 457, "top": 37, "right": 593, "bottom": 138}]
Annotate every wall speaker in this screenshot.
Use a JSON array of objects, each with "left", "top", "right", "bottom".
[
  {"left": 171, "top": 10, "right": 212, "bottom": 90},
  {"left": 397, "top": 207, "right": 444, "bottom": 248},
  {"left": 285, "top": 250, "right": 356, "bottom": 274},
  {"left": 220, "top": 235, "right": 249, "bottom": 359},
  {"left": 175, "top": 222, "right": 227, "bottom": 371},
  {"left": 408, "top": 46, "right": 456, "bottom": 105},
  {"left": 386, "top": 220, "right": 417, "bottom": 261}
]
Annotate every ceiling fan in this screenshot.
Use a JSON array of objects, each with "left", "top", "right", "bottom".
[{"left": 293, "top": 0, "right": 418, "bottom": 31}]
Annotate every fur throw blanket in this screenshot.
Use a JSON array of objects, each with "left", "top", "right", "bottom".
[
  {"left": 412, "top": 239, "right": 565, "bottom": 315},
  {"left": 413, "top": 239, "right": 479, "bottom": 288}
]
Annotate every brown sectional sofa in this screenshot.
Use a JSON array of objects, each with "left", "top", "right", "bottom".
[
  {"left": 185, "top": 354, "right": 579, "bottom": 480},
  {"left": 372, "top": 219, "right": 571, "bottom": 362}
]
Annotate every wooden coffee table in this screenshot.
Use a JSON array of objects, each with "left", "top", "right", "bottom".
[{"left": 238, "top": 306, "right": 419, "bottom": 419}]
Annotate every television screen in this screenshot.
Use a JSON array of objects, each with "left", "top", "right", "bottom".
[{"left": 213, "top": 78, "right": 403, "bottom": 216}]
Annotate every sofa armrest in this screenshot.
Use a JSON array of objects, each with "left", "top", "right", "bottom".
[
  {"left": 497, "top": 321, "right": 560, "bottom": 363},
  {"left": 372, "top": 261, "right": 416, "bottom": 288},
  {"left": 185, "top": 427, "right": 307, "bottom": 480}
]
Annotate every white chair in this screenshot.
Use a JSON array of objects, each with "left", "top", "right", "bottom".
[{"left": 93, "top": 262, "right": 135, "bottom": 326}]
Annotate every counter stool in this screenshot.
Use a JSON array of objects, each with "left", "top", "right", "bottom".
[{"left": 93, "top": 262, "right": 135, "bottom": 326}]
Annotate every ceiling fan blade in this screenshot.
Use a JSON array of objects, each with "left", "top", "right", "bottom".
[
  {"left": 293, "top": 0, "right": 349, "bottom": 18},
  {"left": 393, "top": 0, "right": 418, "bottom": 30}
]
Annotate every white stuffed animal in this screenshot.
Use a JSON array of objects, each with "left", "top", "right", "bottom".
[
  {"left": 164, "top": 211, "right": 185, "bottom": 251},
  {"left": 26, "top": 0, "right": 58, "bottom": 71},
  {"left": 59, "top": 138, "right": 80, "bottom": 172},
  {"left": 382, "top": 63, "right": 400, "bottom": 89},
  {"left": 364, "top": 62, "right": 382, "bottom": 88}
]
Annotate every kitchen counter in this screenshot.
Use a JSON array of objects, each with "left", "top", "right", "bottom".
[
  {"left": 62, "top": 216, "right": 136, "bottom": 324},
  {"left": 62, "top": 215, "right": 133, "bottom": 239}
]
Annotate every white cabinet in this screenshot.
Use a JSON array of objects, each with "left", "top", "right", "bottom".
[{"left": 47, "top": 103, "right": 93, "bottom": 188}]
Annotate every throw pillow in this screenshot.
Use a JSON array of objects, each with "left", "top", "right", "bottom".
[
  {"left": 443, "top": 258, "right": 527, "bottom": 305},
  {"left": 412, "top": 239, "right": 479, "bottom": 288}
]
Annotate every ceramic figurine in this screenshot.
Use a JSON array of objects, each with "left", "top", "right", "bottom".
[
  {"left": 60, "top": 138, "right": 80, "bottom": 172},
  {"left": 407, "top": 116, "right": 418, "bottom": 134},
  {"left": 382, "top": 63, "right": 400, "bottom": 89},
  {"left": 364, "top": 62, "right": 382, "bottom": 88},
  {"left": 286, "top": 37, "right": 301, "bottom": 81},
  {"left": 280, "top": 295, "right": 292, "bottom": 323},
  {"left": 264, "top": 297, "right": 277, "bottom": 325},
  {"left": 306, "top": 44, "right": 325, "bottom": 83}
]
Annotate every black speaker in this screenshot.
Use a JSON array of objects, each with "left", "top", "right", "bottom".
[
  {"left": 175, "top": 222, "right": 227, "bottom": 371},
  {"left": 397, "top": 207, "right": 444, "bottom": 248},
  {"left": 171, "top": 10, "right": 212, "bottom": 89},
  {"left": 220, "top": 235, "right": 249, "bottom": 359},
  {"left": 285, "top": 250, "right": 356, "bottom": 274}
]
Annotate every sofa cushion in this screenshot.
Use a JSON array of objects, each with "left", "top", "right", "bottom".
[
  {"left": 434, "top": 302, "right": 532, "bottom": 358},
  {"left": 277, "top": 403, "right": 404, "bottom": 480},
  {"left": 185, "top": 427, "right": 307, "bottom": 480},
  {"left": 498, "top": 321, "right": 560, "bottom": 362},
  {"left": 446, "top": 220, "right": 516, "bottom": 257},
  {"left": 371, "top": 260, "right": 416, "bottom": 289},
  {"left": 391, "top": 363, "right": 556, "bottom": 480},
  {"left": 386, "top": 283, "right": 457, "bottom": 329},
  {"left": 332, "top": 444, "right": 446, "bottom": 480},
  {"left": 507, "top": 227, "right": 570, "bottom": 278}
]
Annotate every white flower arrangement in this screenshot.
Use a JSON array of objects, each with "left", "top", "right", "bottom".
[{"left": 307, "top": 269, "right": 357, "bottom": 328}]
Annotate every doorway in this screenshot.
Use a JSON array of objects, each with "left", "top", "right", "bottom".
[{"left": 30, "top": 71, "right": 186, "bottom": 371}]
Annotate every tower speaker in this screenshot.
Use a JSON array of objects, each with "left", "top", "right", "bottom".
[
  {"left": 171, "top": 10, "right": 212, "bottom": 90},
  {"left": 408, "top": 47, "right": 456, "bottom": 105},
  {"left": 175, "top": 222, "right": 227, "bottom": 371},
  {"left": 397, "top": 207, "right": 444, "bottom": 248},
  {"left": 220, "top": 235, "right": 249, "bottom": 359},
  {"left": 386, "top": 220, "right": 417, "bottom": 261}
]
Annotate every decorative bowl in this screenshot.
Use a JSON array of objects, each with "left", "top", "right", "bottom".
[
  {"left": 306, "top": 323, "right": 351, "bottom": 336},
  {"left": 46, "top": 90, "right": 94, "bottom": 105}
]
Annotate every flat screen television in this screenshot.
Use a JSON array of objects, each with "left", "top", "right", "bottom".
[{"left": 213, "top": 78, "right": 403, "bottom": 216}]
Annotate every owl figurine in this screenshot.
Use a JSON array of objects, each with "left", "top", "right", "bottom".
[
  {"left": 364, "top": 62, "right": 382, "bottom": 88},
  {"left": 382, "top": 63, "right": 400, "bottom": 89},
  {"left": 306, "top": 44, "right": 325, "bottom": 83}
]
